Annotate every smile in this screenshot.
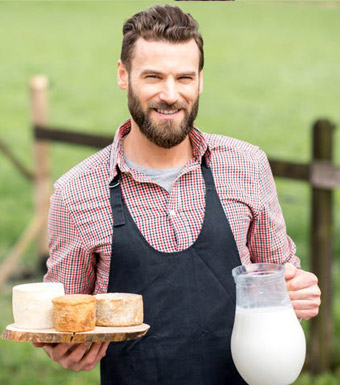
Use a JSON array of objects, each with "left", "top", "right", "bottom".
[{"left": 154, "top": 108, "right": 180, "bottom": 115}]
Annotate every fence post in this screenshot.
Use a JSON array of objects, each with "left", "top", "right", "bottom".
[
  {"left": 310, "top": 119, "right": 335, "bottom": 373},
  {"left": 30, "top": 75, "right": 50, "bottom": 274}
]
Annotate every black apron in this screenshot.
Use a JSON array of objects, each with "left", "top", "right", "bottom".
[{"left": 101, "top": 158, "right": 247, "bottom": 385}]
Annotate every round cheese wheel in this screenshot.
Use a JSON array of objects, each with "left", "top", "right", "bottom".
[
  {"left": 52, "top": 294, "right": 96, "bottom": 332},
  {"left": 95, "top": 293, "right": 143, "bottom": 327},
  {"left": 12, "top": 282, "right": 65, "bottom": 329}
]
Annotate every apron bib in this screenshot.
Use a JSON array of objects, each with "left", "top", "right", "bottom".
[{"left": 101, "top": 158, "right": 247, "bottom": 385}]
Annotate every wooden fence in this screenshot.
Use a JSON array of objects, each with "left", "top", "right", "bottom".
[{"left": 1, "top": 75, "right": 339, "bottom": 373}]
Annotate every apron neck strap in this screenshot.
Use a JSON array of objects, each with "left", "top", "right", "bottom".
[
  {"left": 109, "top": 167, "right": 126, "bottom": 227},
  {"left": 201, "top": 155, "right": 215, "bottom": 190}
]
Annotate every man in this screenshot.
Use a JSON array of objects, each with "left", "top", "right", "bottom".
[{"left": 35, "top": 5, "right": 321, "bottom": 384}]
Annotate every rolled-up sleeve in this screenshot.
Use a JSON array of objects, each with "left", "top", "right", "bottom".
[
  {"left": 247, "top": 149, "right": 301, "bottom": 268},
  {"left": 44, "top": 186, "right": 97, "bottom": 294}
]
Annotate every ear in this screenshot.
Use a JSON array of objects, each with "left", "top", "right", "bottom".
[
  {"left": 199, "top": 70, "right": 203, "bottom": 95},
  {"left": 117, "top": 60, "right": 128, "bottom": 90}
]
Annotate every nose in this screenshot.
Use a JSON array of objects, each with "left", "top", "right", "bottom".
[{"left": 159, "top": 78, "right": 179, "bottom": 105}]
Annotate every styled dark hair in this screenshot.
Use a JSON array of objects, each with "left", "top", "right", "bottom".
[{"left": 121, "top": 5, "right": 204, "bottom": 72}]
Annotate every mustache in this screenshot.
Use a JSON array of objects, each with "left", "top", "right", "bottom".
[{"left": 148, "top": 101, "right": 187, "bottom": 110}]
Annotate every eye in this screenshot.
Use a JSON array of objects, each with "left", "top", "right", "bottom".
[
  {"left": 179, "top": 76, "right": 194, "bottom": 81},
  {"left": 145, "top": 75, "right": 160, "bottom": 79}
]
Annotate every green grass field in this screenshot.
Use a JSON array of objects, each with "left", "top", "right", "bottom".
[{"left": 1, "top": 1, "right": 340, "bottom": 383}]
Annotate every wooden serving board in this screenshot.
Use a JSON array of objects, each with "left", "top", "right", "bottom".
[{"left": 1, "top": 323, "right": 150, "bottom": 343}]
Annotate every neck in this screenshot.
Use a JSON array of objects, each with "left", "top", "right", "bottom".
[{"left": 123, "top": 120, "right": 193, "bottom": 169}]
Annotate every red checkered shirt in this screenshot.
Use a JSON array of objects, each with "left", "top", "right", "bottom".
[{"left": 45, "top": 120, "right": 300, "bottom": 294}]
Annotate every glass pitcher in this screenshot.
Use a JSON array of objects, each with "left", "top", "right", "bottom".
[{"left": 231, "top": 263, "right": 306, "bottom": 385}]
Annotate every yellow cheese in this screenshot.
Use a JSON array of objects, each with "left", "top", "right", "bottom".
[
  {"left": 95, "top": 293, "right": 143, "bottom": 327},
  {"left": 52, "top": 294, "right": 96, "bottom": 332}
]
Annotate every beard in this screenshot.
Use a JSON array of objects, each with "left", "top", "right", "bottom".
[{"left": 127, "top": 84, "right": 199, "bottom": 149}]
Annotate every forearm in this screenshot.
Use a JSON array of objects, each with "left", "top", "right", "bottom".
[
  {"left": 248, "top": 148, "right": 301, "bottom": 267},
  {"left": 45, "top": 186, "right": 96, "bottom": 294}
]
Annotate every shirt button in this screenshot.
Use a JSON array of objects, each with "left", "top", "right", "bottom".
[{"left": 169, "top": 209, "right": 176, "bottom": 217}]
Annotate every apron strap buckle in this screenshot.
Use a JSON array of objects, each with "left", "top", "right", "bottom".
[{"left": 109, "top": 180, "right": 120, "bottom": 189}]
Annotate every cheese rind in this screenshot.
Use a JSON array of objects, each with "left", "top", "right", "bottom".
[
  {"left": 12, "top": 282, "right": 65, "bottom": 329},
  {"left": 52, "top": 294, "right": 96, "bottom": 332},
  {"left": 95, "top": 293, "right": 143, "bottom": 327}
]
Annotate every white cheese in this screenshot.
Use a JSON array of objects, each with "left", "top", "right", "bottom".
[{"left": 12, "top": 282, "right": 65, "bottom": 329}]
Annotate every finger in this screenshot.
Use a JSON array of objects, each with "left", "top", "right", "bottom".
[
  {"left": 291, "top": 298, "right": 321, "bottom": 321},
  {"left": 95, "top": 341, "right": 110, "bottom": 359},
  {"left": 294, "top": 308, "right": 320, "bottom": 321},
  {"left": 286, "top": 271, "right": 318, "bottom": 291},
  {"left": 65, "top": 343, "right": 103, "bottom": 372},
  {"left": 45, "top": 343, "right": 83, "bottom": 364},
  {"left": 291, "top": 299, "right": 321, "bottom": 311},
  {"left": 288, "top": 285, "right": 321, "bottom": 301},
  {"left": 100, "top": 341, "right": 110, "bottom": 355},
  {"left": 44, "top": 343, "right": 73, "bottom": 355},
  {"left": 44, "top": 343, "right": 74, "bottom": 361},
  {"left": 82, "top": 357, "right": 102, "bottom": 372},
  {"left": 82, "top": 342, "right": 110, "bottom": 371},
  {"left": 284, "top": 263, "right": 297, "bottom": 280},
  {"left": 84, "top": 342, "right": 110, "bottom": 362},
  {"left": 82, "top": 342, "right": 103, "bottom": 363},
  {"left": 59, "top": 343, "right": 92, "bottom": 370},
  {"left": 32, "top": 342, "right": 46, "bottom": 348},
  {"left": 33, "top": 342, "right": 58, "bottom": 349}
]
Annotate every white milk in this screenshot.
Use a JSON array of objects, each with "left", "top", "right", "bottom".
[{"left": 231, "top": 305, "right": 306, "bottom": 385}]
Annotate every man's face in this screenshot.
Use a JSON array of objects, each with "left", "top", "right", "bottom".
[{"left": 118, "top": 38, "right": 203, "bottom": 149}]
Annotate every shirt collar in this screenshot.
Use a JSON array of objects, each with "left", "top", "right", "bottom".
[{"left": 109, "top": 119, "right": 211, "bottom": 183}]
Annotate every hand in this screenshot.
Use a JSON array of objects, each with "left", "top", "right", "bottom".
[
  {"left": 32, "top": 341, "right": 110, "bottom": 371},
  {"left": 284, "top": 263, "right": 321, "bottom": 320}
]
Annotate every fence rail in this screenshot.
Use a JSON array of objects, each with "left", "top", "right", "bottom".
[
  {"left": 34, "top": 123, "right": 340, "bottom": 190},
  {"left": 34, "top": 125, "right": 112, "bottom": 149}
]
